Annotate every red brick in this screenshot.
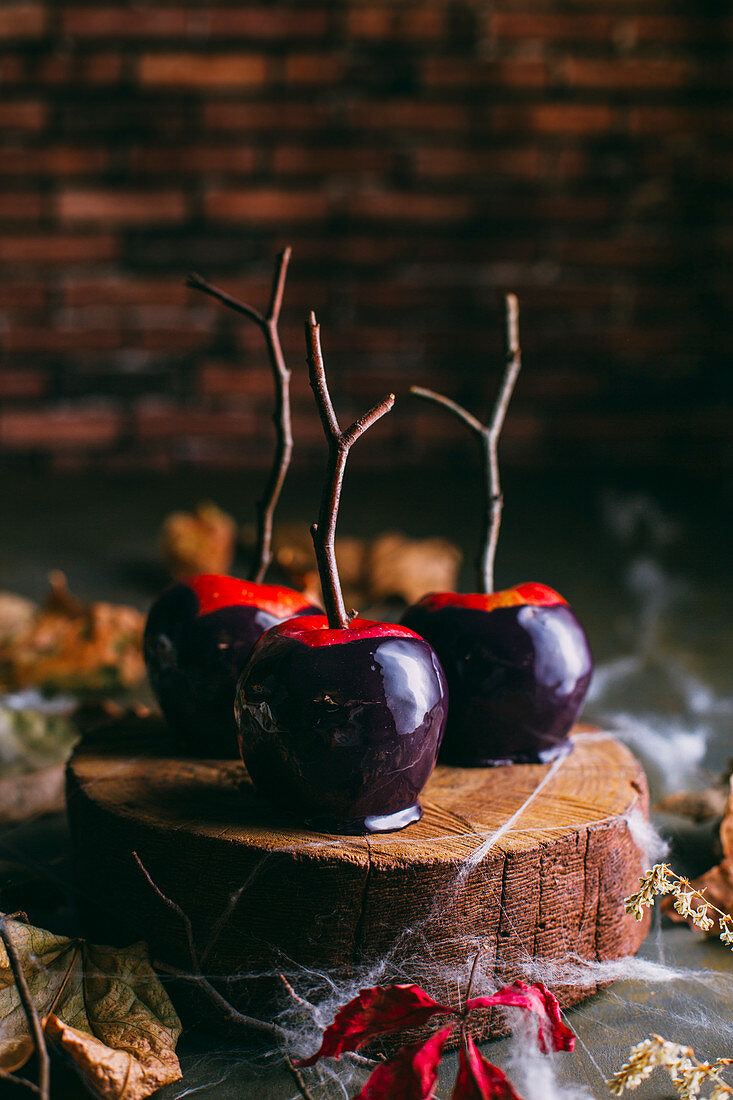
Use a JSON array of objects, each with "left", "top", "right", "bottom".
[
  {"left": 0, "top": 56, "right": 26, "bottom": 83},
  {"left": 199, "top": 364, "right": 273, "bottom": 398},
  {"left": 0, "top": 280, "right": 46, "bottom": 308},
  {"left": 0, "top": 101, "right": 46, "bottom": 130},
  {"left": 273, "top": 145, "right": 394, "bottom": 176},
  {"left": 347, "top": 8, "right": 391, "bottom": 39},
  {"left": 57, "top": 189, "right": 186, "bottom": 224},
  {"left": 63, "top": 278, "right": 187, "bottom": 307},
  {"left": 283, "top": 54, "right": 344, "bottom": 86},
  {"left": 422, "top": 58, "right": 547, "bottom": 90},
  {"left": 135, "top": 401, "right": 256, "bottom": 441},
  {"left": 562, "top": 58, "right": 693, "bottom": 91},
  {"left": 204, "top": 100, "right": 322, "bottom": 131},
  {"left": 0, "top": 192, "right": 42, "bottom": 221},
  {"left": 492, "top": 12, "right": 617, "bottom": 40},
  {"left": 4, "top": 327, "right": 121, "bottom": 352},
  {"left": 203, "top": 8, "right": 329, "bottom": 38},
  {"left": 632, "top": 15, "right": 733, "bottom": 42},
  {"left": 37, "top": 51, "right": 124, "bottom": 85},
  {"left": 348, "top": 7, "right": 443, "bottom": 40},
  {"left": 348, "top": 191, "right": 472, "bottom": 222},
  {"left": 492, "top": 104, "right": 614, "bottom": 135},
  {"left": 0, "top": 234, "right": 117, "bottom": 263},
  {"left": 0, "top": 368, "right": 47, "bottom": 399},
  {"left": 348, "top": 100, "right": 471, "bottom": 132},
  {"left": 0, "top": 146, "right": 109, "bottom": 177},
  {"left": 630, "top": 107, "right": 733, "bottom": 135},
  {"left": 139, "top": 53, "right": 267, "bottom": 88},
  {"left": 204, "top": 188, "right": 330, "bottom": 222},
  {"left": 62, "top": 7, "right": 188, "bottom": 37},
  {"left": 0, "top": 405, "right": 122, "bottom": 450},
  {"left": 414, "top": 146, "right": 542, "bottom": 180},
  {"left": 0, "top": 3, "right": 46, "bottom": 39},
  {"left": 131, "top": 145, "right": 257, "bottom": 175}
]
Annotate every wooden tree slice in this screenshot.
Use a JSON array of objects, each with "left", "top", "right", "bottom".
[{"left": 66, "top": 718, "right": 650, "bottom": 1043}]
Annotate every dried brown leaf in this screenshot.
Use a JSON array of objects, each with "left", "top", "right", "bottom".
[
  {"left": 655, "top": 786, "right": 731, "bottom": 822},
  {"left": 0, "top": 916, "right": 182, "bottom": 1100},
  {"left": 274, "top": 527, "right": 462, "bottom": 609},
  {"left": 161, "top": 501, "right": 237, "bottom": 579},
  {"left": 0, "top": 573, "right": 145, "bottom": 693},
  {"left": 0, "top": 592, "right": 36, "bottom": 647}
]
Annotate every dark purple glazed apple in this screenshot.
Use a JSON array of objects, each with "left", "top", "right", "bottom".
[
  {"left": 235, "top": 310, "right": 448, "bottom": 833},
  {"left": 145, "top": 251, "right": 321, "bottom": 756},
  {"left": 406, "top": 294, "right": 593, "bottom": 765},
  {"left": 145, "top": 574, "right": 319, "bottom": 756},
  {"left": 236, "top": 615, "right": 447, "bottom": 833},
  {"left": 402, "top": 583, "right": 591, "bottom": 765}
]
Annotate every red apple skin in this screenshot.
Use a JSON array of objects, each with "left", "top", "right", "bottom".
[
  {"left": 401, "top": 583, "right": 592, "bottom": 766},
  {"left": 235, "top": 615, "right": 448, "bottom": 834},
  {"left": 144, "top": 575, "right": 320, "bottom": 757}
]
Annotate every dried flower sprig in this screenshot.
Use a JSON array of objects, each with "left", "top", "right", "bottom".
[
  {"left": 607, "top": 1034, "right": 733, "bottom": 1098},
  {"left": 625, "top": 863, "right": 733, "bottom": 948}
]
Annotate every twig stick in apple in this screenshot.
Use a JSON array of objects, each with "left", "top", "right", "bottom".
[
  {"left": 0, "top": 916, "right": 50, "bottom": 1100},
  {"left": 305, "top": 311, "right": 395, "bottom": 629},
  {"left": 411, "top": 293, "right": 521, "bottom": 593},
  {"left": 187, "top": 247, "right": 293, "bottom": 584}
]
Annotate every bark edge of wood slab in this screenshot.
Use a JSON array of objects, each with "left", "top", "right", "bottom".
[{"left": 66, "top": 719, "right": 650, "bottom": 1044}]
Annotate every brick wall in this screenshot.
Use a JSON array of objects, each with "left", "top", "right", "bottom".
[{"left": 0, "top": 0, "right": 731, "bottom": 473}]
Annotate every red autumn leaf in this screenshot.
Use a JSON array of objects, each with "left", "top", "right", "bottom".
[
  {"left": 451, "top": 1035, "right": 523, "bottom": 1100},
  {"left": 354, "top": 1023, "right": 455, "bottom": 1100},
  {"left": 294, "top": 985, "right": 454, "bottom": 1067},
  {"left": 466, "top": 981, "right": 574, "bottom": 1054}
]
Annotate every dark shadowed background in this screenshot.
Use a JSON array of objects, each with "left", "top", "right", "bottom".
[{"left": 0, "top": 0, "right": 731, "bottom": 477}]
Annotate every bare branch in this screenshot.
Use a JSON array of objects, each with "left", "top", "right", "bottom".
[
  {"left": 185, "top": 272, "right": 263, "bottom": 328},
  {"left": 340, "top": 394, "right": 395, "bottom": 451},
  {"left": 305, "top": 311, "right": 340, "bottom": 442},
  {"left": 409, "top": 294, "right": 522, "bottom": 593},
  {"left": 285, "top": 1056, "right": 317, "bottom": 1100},
  {"left": 265, "top": 246, "right": 292, "bottom": 324},
  {"left": 154, "top": 962, "right": 289, "bottom": 1043},
  {"left": 0, "top": 917, "right": 50, "bottom": 1100},
  {"left": 305, "top": 311, "right": 395, "bottom": 629},
  {"left": 481, "top": 293, "right": 522, "bottom": 593},
  {"left": 187, "top": 251, "right": 295, "bottom": 584},
  {"left": 132, "top": 851, "right": 200, "bottom": 972},
  {"left": 410, "top": 386, "right": 484, "bottom": 437}
]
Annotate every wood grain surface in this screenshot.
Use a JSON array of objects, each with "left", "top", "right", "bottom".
[{"left": 66, "top": 718, "right": 650, "bottom": 1042}]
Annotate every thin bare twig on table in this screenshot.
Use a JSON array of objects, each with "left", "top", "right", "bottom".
[
  {"left": 132, "top": 852, "right": 289, "bottom": 1044},
  {"left": 0, "top": 915, "right": 50, "bottom": 1100},
  {"left": 285, "top": 1055, "right": 317, "bottom": 1100}
]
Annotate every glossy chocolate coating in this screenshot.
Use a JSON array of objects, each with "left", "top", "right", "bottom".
[
  {"left": 144, "top": 582, "right": 318, "bottom": 757},
  {"left": 401, "top": 600, "right": 592, "bottom": 765},
  {"left": 235, "top": 630, "right": 448, "bottom": 834}
]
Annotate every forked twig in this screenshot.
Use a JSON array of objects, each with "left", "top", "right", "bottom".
[
  {"left": 187, "top": 247, "right": 293, "bottom": 584},
  {"left": 411, "top": 293, "right": 521, "bottom": 593},
  {"left": 305, "top": 310, "right": 394, "bottom": 628},
  {"left": 0, "top": 916, "right": 50, "bottom": 1100},
  {"left": 285, "top": 1055, "right": 317, "bottom": 1100},
  {"left": 132, "top": 852, "right": 288, "bottom": 1044}
]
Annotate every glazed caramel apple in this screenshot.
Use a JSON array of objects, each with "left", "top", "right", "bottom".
[
  {"left": 144, "top": 574, "right": 318, "bottom": 757},
  {"left": 235, "top": 312, "right": 448, "bottom": 833},
  {"left": 145, "top": 248, "right": 321, "bottom": 757},
  {"left": 401, "top": 583, "right": 591, "bottom": 765},
  {"left": 402, "top": 296, "right": 593, "bottom": 765},
  {"left": 236, "top": 614, "right": 446, "bottom": 833}
]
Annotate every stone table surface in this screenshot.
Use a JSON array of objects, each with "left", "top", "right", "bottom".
[{"left": 1, "top": 466, "right": 731, "bottom": 1099}]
